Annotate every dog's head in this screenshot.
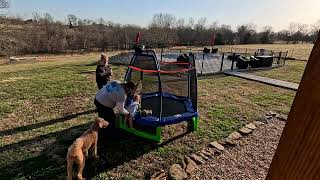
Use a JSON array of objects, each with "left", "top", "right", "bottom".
[{"left": 94, "top": 118, "right": 109, "bottom": 128}]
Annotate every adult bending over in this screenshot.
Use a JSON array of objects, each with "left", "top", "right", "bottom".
[{"left": 94, "top": 80, "right": 137, "bottom": 129}]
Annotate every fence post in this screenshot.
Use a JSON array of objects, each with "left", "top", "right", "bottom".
[
  {"left": 201, "top": 53, "right": 205, "bottom": 75},
  {"left": 160, "top": 48, "right": 163, "bottom": 61},
  {"left": 231, "top": 53, "right": 235, "bottom": 71},
  {"left": 245, "top": 48, "right": 248, "bottom": 56},
  {"left": 278, "top": 52, "right": 282, "bottom": 64},
  {"left": 220, "top": 53, "right": 225, "bottom": 71}
]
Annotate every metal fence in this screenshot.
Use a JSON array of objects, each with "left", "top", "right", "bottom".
[{"left": 158, "top": 48, "right": 287, "bottom": 76}]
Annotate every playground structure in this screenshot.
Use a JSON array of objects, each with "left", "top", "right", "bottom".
[{"left": 115, "top": 49, "right": 198, "bottom": 142}]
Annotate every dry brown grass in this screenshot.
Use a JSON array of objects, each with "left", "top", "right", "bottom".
[
  {"left": 0, "top": 52, "right": 297, "bottom": 179},
  {"left": 216, "top": 44, "right": 313, "bottom": 60}
]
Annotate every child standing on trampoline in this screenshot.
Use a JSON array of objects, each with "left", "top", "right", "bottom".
[{"left": 96, "top": 53, "right": 113, "bottom": 89}]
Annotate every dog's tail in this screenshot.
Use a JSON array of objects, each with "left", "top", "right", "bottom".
[{"left": 67, "top": 158, "right": 74, "bottom": 180}]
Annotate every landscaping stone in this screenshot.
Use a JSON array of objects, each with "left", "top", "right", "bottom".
[
  {"left": 218, "top": 139, "right": 227, "bottom": 145},
  {"left": 169, "top": 164, "right": 188, "bottom": 180},
  {"left": 266, "top": 111, "right": 278, "bottom": 117},
  {"left": 151, "top": 170, "right": 167, "bottom": 180},
  {"left": 189, "top": 154, "right": 205, "bottom": 165},
  {"left": 201, "top": 149, "right": 213, "bottom": 157},
  {"left": 253, "top": 121, "right": 265, "bottom": 126},
  {"left": 239, "top": 127, "right": 253, "bottom": 134},
  {"left": 184, "top": 157, "right": 197, "bottom": 175},
  {"left": 276, "top": 114, "right": 288, "bottom": 121},
  {"left": 228, "top": 132, "right": 242, "bottom": 140},
  {"left": 265, "top": 115, "right": 273, "bottom": 120},
  {"left": 270, "top": 111, "right": 278, "bottom": 116},
  {"left": 245, "top": 123, "right": 257, "bottom": 130},
  {"left": 198, "top": 152, "right": 210, "bottom": 161},
  {"left": 204, "top": 148, "right": 216, "bottom": 156},
  {"left": 224, "top": 138, "right": 237, "bottom": 146},
  {"left": 209, "top": 141, "right": 225, "bottom": 151}
]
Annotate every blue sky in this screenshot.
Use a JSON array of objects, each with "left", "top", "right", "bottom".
[{"left": 6, "top": 0, "right": 320, "bottom": 31}]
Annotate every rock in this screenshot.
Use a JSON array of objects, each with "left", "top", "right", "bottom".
[
  {"left": 184, "top": 157, "right": 197, "bottom": 175},
  {"left": 228, "top": 132, "right": 242, "bottom": 140},
  {"left": 276, "top": 114, "right": 288, "bottom": 121},
  {"left": 204, "top": 148, "right": 216, "bottom": 156},
  {"left": 245, "top": 123, "right": 257, "bottom": 130},
  {"left": 253, "top": 121, "right": 265, "bottom": 126},
  {"left": 265, "top": 115, "right": 273, "bottom": 120},
  {"left": 169, "top": 164, "right": 188, "bottom": 180},
  {"left": 209, "top": 141, "right": 225, "bottom": 151},
  {"left": 266, "top": 111, "right": 278, "bottom": 117},
  {"left": 239, "top": 127, "right": 252, "bottom": 134},
  {"left": 151, "top": 170, "right": 167, "bottom": 180},
  {"left": 218, "top": 139, "right": 227, "bottom": 145},
  {"left": 224, "top": 138, "right": 237, "bottom": 146},
  {"left": 201, "top": 149, "right": 213, "bottom": 157},
  {"left": 189, "top": 154, "right": 205, "bottom": 165},
  {"left": 198, "top": 152, "right": 210, "bottom": 161}
]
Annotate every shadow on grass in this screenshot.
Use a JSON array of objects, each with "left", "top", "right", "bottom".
[
  {"left": 0, "top": 110, "right": 96, "bottom": 137},
  {"left": 0, "top": 120, "right": 190, "bottom": 179}
]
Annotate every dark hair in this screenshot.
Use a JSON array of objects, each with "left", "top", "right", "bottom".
[{"left": 124, "top": 81, "right": 135, "bottom": 90}]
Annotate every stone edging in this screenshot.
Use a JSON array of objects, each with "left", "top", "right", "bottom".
[{"left": 150, "top": 111, "right": 288, "bottom": 180}]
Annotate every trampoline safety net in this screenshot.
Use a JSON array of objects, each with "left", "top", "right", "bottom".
[{"left": 124, "top": 50, "right": 198, "bottom": 126}]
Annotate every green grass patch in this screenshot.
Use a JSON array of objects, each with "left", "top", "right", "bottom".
[
  {"left": 253, "top": 60, "right": 307, "bottom": 83},
  {"left": 0, "top": 53, "right": 297, "bottom": 179}
]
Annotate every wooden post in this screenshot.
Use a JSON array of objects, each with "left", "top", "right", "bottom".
[
  {"left": 231, "top": 53, "right": 235, "bottom": 71},
  {"left": 277, "top": 52, "right": 282, "bottom": 64},
  {"left": 267, "top": 32, "right": 320, "bottom": 180},
  {"left": 160, "top": 48, "right": 163, "bottom": 61},
  {"left": 220, "top": 53, "right": 225, "bottom": 71},
  {"left": 201, "top": 54, "right": 205, "bottom": 75}
]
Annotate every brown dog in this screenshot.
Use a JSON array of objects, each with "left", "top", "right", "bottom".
[{"left": 66, "top": 118, "right": 109, "bottom": 180}]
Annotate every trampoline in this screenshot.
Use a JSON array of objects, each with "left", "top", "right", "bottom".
[{"left": 116, "top": 49, "right": 199, "bottom": 141}]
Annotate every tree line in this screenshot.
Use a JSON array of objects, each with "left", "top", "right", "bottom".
[{"left": 0, "top": 13, "right": 319, "bottom": 56}]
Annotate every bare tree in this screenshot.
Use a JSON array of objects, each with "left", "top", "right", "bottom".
[
  {"left": 259, "top": 26, "right": 273, "bottom": 44},
  {"left": 0, "top": 0, "right": 9, "bottom": 8},
  {"left": 67, "top": 14, "right": 77, "bottom": 27},
  {"left": 237, "top": 23, "right": 258, "bottom": 44}
]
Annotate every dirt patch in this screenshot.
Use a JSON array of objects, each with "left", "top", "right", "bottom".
[{"left": 190, "top": 118, "right": 285, "bottom": 179}]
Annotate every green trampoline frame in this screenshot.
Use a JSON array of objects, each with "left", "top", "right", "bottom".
[{"left": 115, "top": 115, "right": 199, "bottom": 142}]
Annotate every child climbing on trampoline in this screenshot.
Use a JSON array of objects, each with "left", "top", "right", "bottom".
[{"left": 125, "top": 94, "right": 141, "bottom": 128}]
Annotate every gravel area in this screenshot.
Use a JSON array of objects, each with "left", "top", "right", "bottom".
[{"left": 190, "top": 119, "right": 286, "bottom": 180}]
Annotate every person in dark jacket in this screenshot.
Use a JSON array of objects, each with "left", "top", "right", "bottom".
[{"left": 96, "top": 53, "right": 113, "bottom": 89}]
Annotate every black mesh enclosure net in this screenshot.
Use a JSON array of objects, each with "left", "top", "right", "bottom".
[{"left": 124, "top": 50, "right": 198, "bottom": 124}]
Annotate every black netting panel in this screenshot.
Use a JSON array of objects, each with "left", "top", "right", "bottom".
[
  {"left": 132, "top": 55, "right": 158, "bottom": 70},
  {"left": 189, "top": 68, "right": 197, "bottom": 111},
  {"left": 141, "top": 72, "right": 160, "bottom": 94},
  {"left": 160, "top": 63, "right": 190, "bottom": 71},
  {"left": 160, "top": 72, "right": 189, "bottom": 97},
  {"left": 161, "top": 97, "right": 186, "bottom": 117},
  {"left": 141, "top": 96, "right": 161, "bottom": 117}
]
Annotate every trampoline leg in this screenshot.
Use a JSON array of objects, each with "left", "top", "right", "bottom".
[{"left": 188, "top": 116, "right": 199, "bottom": 131}]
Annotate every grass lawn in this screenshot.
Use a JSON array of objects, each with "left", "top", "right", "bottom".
[
  {"left": 251, "top": 60, "right": 307, "bottom": 83},
  {"left": 0, "top": 53, "right": 296, "bottom": 179}
]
